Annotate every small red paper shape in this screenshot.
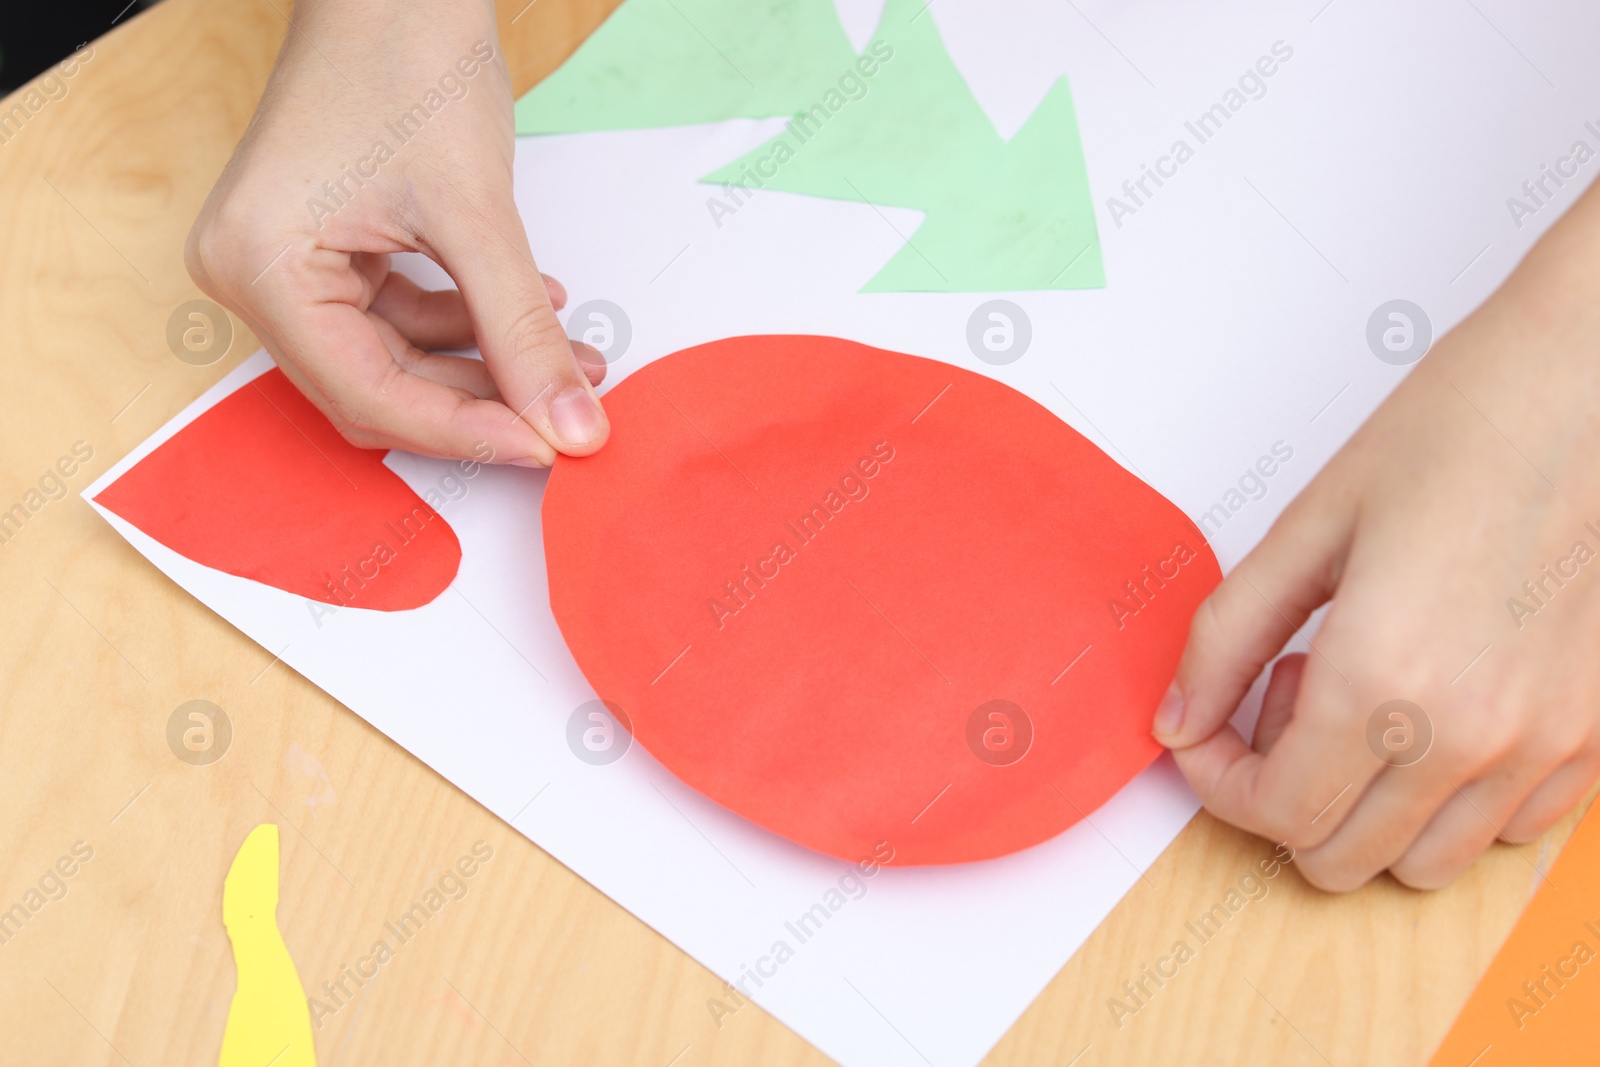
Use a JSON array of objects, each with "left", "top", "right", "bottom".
[
  {"left": 544, "top": 335, "right": 1219, "bottom": 865},
  {"left": 95, "top": 367, "right": 461, "bottom": 611}
]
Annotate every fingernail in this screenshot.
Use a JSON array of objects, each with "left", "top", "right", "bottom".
[
  {"left": 1152, "top": 684, "right": 1185, "bottom": 741},
  {"left": 549, "top": 386, "right": 606, "bottom": 446},
  {"left": 509, "top": 456, "right": 547, "bottom": 469}
]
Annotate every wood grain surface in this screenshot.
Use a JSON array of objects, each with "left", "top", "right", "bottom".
[{"left": 0, "top": 1, "right": 1575, "bottom": 1063}]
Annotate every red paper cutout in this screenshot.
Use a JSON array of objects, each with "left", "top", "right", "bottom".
[
  {"left": 95, "top": 368, "right": 460, "bottom": 611},
  {"left": 544, "top": 335, "right": 1220, "bottom": 865}
]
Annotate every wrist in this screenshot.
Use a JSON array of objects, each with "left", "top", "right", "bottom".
[
  {"left": 1433, "top": 181, "right": 1600, "bottom": 389},
  {"left": 292, "top": 0, "right": 499, "bottom": 54}
]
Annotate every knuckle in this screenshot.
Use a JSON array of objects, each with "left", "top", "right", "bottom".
[
  {"left": 1388, "top": 855, "right": 1460, "bottom": 892},
  {"left": 337, "top": 418, "right": 383, "bottom": 450},
  {"left": 186, "top": 179, "right": 304, "bottom": 297},
  {"left": 1390, "top": 820, "right": 1492, "bottom": 890},
  {"left": 195, "top": 201, "right": 247, "bottom": 264},
  {"left": 1260, "top": 794, "right": 1334, "bottom": 850},
  {"left": 1294, "top": 853, "right": 1372, "bottom": 894},
  {"left": 1512, "top": 731, "right": 1576, "bottom": 771},
  {"left": 1498, "top": 819, "right": 1547, "bottom": 846},
  {"left": 1510, "top": 709, "right": 1588, "bottom": 767},
  {"left": 1426, "top": 722, "right": 1482, "bottom": 770},
  {"left": 502, "top": 308, "right": 570, "bottom": 365},
  {"left": 327, "top": 403, "right": 385, "bottom": 450},
  {"left": 1422, "top": 700, "right": 1508, "bottom": 772},
  {"left": 1255, "top": 768, "right": 1345, "bottom": 850},
  {"left": 341, "top": 425, "right": 386, "bottom": 450},
  {"left": 1252, "top": 805, "right": 1297, "bottom": 845},
  {"left": 186, "top": 198, "right": 266, "bottom": 297},
  {"left": 1278, "top": 819, "right": 1336, "bottom": 854},
  {"left": 185, "top": 217, "right": 230, "bottom": 292}
]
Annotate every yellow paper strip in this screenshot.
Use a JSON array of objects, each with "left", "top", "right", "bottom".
[{"left": 219, "top": 824, "right": 316, "bottom": 1067}]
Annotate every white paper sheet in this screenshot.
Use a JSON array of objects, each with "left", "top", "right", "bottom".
[{"left": 88, "top": 1, "right": 1600, "bottom": 1063}]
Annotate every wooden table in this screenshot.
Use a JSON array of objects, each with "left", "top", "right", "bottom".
[{"left": 0, "top": 1, "right": 1569, "bottom": 1062}]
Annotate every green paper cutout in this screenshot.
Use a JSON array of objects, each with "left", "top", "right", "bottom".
[
  {"left": 515, "top": 0, "right": 1105, "bottom": 293},
  {"left": 699, "top": 0, "right": 1003, "bottom": 212},
  {"left": 515, "top": 0, "right": 857, "bottom": 134},
  {"left": 862, "top": 78, "right": 1105, "bottom": 292}
]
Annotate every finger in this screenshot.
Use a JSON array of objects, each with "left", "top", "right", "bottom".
[
  {"left": 429, "top": 194, "right": 609, "bottom": 456},
  {"left": 573, "top": 340, "right": 608, "bottom": 388},
  {"left": 370, "top": 272, "right": 476, "bottom": 350},
  {"left": 276, "top": 299, "right": 555, "bottom": 465},
  {"left": 1252, "top": 653, "right": 1306, "bottom": 755},
  {"left": 370, "top": 269, "right": 568, "bottom": 352},
  {"left": 1156, "top": 495, "right": 1351, "bottom": 748},
  {"left": 372, "top": 315, "right": 498, "bottom": 399},
  {"left": 350, "top": 250, "right": 392, "bottom": 300},
  {"left": 1382, "top": 707, "right": 1585, "bottom": 888},
  {"left": 1500, "top": 753, "right": 1600, "bottom": 844},
  {"left": 1388, "top": 773, "right": 1541, "bottom": 890},
  {"left": 1291, "top": 756, "right": 1465, "bottom": 892},
  {"left": 272, "top": 353, "right": 474, "bottom": 457},
  {"left": 390, "top": 351, "right": 499, "bottom": 399},
  {"left": 543, "top": 272, "right": 568, "bottom": 311},
  {"left": 1172, "top": 646, "right": 1384, "bottom": 849}
]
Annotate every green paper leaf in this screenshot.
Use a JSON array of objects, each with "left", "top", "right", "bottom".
[
  {"left": 515, "top": 0, "right": 857, "bottom": 133},
  {"left": 516, "top": 0, "right": 1106, "bottom": 293},
  {"left": 862, "top": 78, "right": 1105, "bottom": 292},
  {"left": 699, "top": 0, "right": 1004, "bottom": 211}
]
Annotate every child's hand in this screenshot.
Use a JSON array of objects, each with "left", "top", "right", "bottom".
[
  {"left": 185, "top": 0, "right": 606, "bottom": 466},
  {"left": 1157, "top": 184, "right": 1600, "bottom": 891}
]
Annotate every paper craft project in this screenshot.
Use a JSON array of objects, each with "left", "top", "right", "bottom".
[
  {"left": 518, "top": 0, "right": 1102, "bottom": 292},
  {"left": 219, "top": 825, "right": 317, "bottom": 1067},
  {"left": 87, "top": 1, "right": 1600, "bottom": 1063},
  {"left": 1427, "top": 798, "right": 1600, "bottom": 1066},
  {"left": 94, "top": 368, "right": 460, "bottom": 611},
  {"left": 545, "top": 334, "right": 1216, "bottom": 864}
]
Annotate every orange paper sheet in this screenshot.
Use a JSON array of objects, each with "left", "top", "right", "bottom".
[{"left": 1429, "top": 797, "right": 1600, "bottom": 1066}]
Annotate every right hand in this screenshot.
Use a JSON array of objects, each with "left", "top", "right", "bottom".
[{"left": 185, "top": 0, "right": 607, "bottom": 467}]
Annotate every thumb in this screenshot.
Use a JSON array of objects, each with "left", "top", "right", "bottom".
[
  {"left": 1156, "top": 496, "right": 1348, "bottom": 748},
  {"left": 434, "top": 197, "right": 610, "bottom": 461}
]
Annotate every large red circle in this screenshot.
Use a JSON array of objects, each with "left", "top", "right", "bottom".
[{"left": 544, "top": 336, "right": 1218, "bottom": 864}]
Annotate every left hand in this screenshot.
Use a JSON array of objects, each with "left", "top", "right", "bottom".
[{"left": 1154, "top": 183, "right": 1600, "bottom": 891}]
